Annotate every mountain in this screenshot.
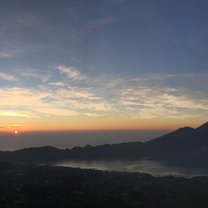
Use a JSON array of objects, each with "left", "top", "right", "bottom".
[
  {"left": 0, "top": 146, "right": 61, "bottom": 162},
  {"left": 0, "top": 121, "right": 208, "bottom": 166},
  {"left": 143, "top": 126, "right": 207, "bottom": 164},
  {"left": 61, "top": 122, "right": 208, "bottom": 163},
  {"left": 197, "top": 121, "right": 208, "bottom": 133}
]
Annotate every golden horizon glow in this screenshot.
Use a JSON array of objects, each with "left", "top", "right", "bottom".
[{"left": 0, "top": 116, "right": 206, "bottom": 133}]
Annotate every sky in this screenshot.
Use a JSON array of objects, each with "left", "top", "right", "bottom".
[{"left": 0, "top": 0, "right": 208, "bottom": 132}]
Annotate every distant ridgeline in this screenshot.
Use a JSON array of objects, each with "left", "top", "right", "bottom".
[{"left": 0, "top": 122, "right": 208, "bottom": 167}]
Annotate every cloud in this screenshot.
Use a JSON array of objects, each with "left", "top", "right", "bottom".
[
  {"left": 0, "top": 85, "right": 112, "bottom": 119},
  {"left": 117, "top": 86, "right": 208, "bottom": 119},
  {"left": 8, "top": 124, "right": 25, "bottom": 128},
  {"left": 131, "top": 73, "right": 178, "bottom": 82},
  {"left": 0, "top": 72, "right": 17, "bottom": 81},
  {"left": 48, "top": 70, "right": 208, "bottom": 119},
  {"left": 0, "top": 87, "right": 79, "bottom": 118},
  {"left": 0, "top": 111, "right": 32, "bottom": 117},
  {"left": 65, "top": 100, "right": 113, "bottom": 112},
  {"left": 58, "top": 65, "right": 87, "bottom": 81},
  {"left": 48, "top": 82, "right": 65, "bottom": 87},
  {"left": 18, "top": 68, "right": 50, "bottom": 82},
  {"left": 85, "top": 113, "right": 107, "bottom": 118},
  {"left": 56, "top": 88, "right": 100, "bottom": 100},
  {"left": 0, "top": 69, "right": 207, "bottom": 122},
  {"left": 0, "top": 108, "right": 78, "bottom": 118},
  {"left": 0, "top": 52, "right": 13, "bottom": 59},
  {"left": 130, "top": 73, "right": 197, "bottom": 83},
  {"left": 44, "top": 109, "right": 79, "bottom": 117},
  {"left": 0, "top": 50, "right": 21, "bottom": 59}
]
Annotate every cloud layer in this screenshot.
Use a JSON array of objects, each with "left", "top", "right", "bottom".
[{"left": 0, "top": 65, "right": 207, "bottom": 126}]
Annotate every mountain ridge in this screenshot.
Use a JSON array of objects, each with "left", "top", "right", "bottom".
[{"left": 196, "top": 121, "right": 208, "bottom": 133}]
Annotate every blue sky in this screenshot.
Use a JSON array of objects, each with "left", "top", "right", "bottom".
[{"left": 0, "top": 0, "right": 208, "bottom": 131}]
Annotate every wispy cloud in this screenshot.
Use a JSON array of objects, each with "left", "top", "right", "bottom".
[
  {"left": 18, "top": 68, "right": 50, "bottom": 82},
  {"left": 130, "top": 73, "right": 197, "bottom": 83},
  {"left": 0, "top": 50, "right": 22, "bottom": 59},
  {"left": 0, "top": 86, "right": 111, "bottom": 118},
  {"left": 65, "top": 100, "right": 113, "bottom": 112},
  {"left": 0, "top": 111, "right": 32, "bottom": 118},
  {"left": 0, "top": 52, "right": 13, "bottom": 59},
  {"left": 85, "top": 113, "right": 107, "bottom": 118},
  {"left": 48, "top": 82, "right": 65, "bottom": 87},
  {"left": 0, "top": 72, "right": 17, "bottom": 81},
  {"left": 55, "top": 88, "right": 100, "bottom": 100},
  {"left": 117, "top": 86, "right": 208, "bottom": 119},
  {"left": 58, "top": 65, "right": 87, "bottom": 81},
  {"left": 0, "top": 87, "right": 79, "bottom": 118},
  {"left": 0, "top": 68, "right": 208, "bottom": 122},
  {"left": 131, "top": 73, "right": 178, "bottom": 82}
]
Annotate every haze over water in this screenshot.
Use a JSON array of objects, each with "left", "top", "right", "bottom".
[{"left": 54, "top": 159, "right": 208, "bottom": 178}]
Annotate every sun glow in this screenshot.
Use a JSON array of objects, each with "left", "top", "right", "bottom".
[{"left": 14, "top": 130, "right": 18, "bottom": 134}]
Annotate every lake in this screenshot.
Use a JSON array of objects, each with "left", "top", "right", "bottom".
[{"left": 54, "top": 159, "right": 208, "bottom": 177}]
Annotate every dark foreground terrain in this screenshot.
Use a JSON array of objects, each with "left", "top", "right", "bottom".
[{"left": 1, "top": 162, "right": 208, "bottom": 208}]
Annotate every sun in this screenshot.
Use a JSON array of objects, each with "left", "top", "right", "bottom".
[{"left": 14, "top": 130, "right": 18, "bottom": 134}]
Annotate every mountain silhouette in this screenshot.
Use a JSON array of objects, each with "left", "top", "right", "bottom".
[
  {"left": 0, "top": 121, "right": 208, "bottom": 167},
  {"left": 144, "top": 125, "right": 206, "bottom": 163},
  {"left": 196, "top": 121, "right": 208, "bottom": 133}
]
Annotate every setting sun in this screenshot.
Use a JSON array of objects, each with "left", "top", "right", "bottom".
[{"left": 14, "top": 130, "right": 18, "bottom": 134}]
